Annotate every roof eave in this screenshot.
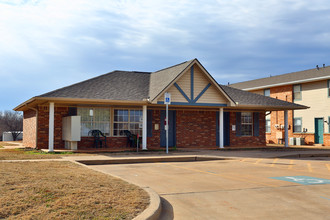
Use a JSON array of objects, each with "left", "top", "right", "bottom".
[
  {"left": 238, "top": 75, "right": 330, "bottom": 91},
  {"left": 14, "top": 96, "right": 149, "bottom": 111}
]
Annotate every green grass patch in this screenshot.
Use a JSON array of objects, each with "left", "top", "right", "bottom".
[{"left": 18, "top": 148, "right": 74, "bottom": 155}]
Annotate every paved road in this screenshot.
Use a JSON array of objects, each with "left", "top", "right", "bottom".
[{"left": 89, "top": 157, "right": 330, "bottom": 219}]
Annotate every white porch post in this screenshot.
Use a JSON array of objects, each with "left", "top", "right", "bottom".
[
  {"left": 142, "top": 105, "right": 147, "bottom": 150},
  {"left": 284, "top": 110, "right": 289, "bottom": 147},
  {"left": 48, "top": 102, "right": 54, "bottom": 152},
  {"left": 219, "top": 108, "right": 224, "bottom": 148}
]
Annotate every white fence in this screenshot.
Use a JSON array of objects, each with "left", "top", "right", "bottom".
[{"left": 2, "top": 132, "right": 23, "bottom": 141}]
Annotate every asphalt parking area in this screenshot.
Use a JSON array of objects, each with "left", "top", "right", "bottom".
[{"left": 90, "top": 157, "right": 330, "bottom": 219}]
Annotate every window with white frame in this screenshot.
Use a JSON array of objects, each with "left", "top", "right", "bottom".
[
  {"left": 264, "top": 89, "right": 270, "bottom": 97},
  {"left": 293, "top": 117, "right": 302, "bottom": 133},
  {"left": 266, "top": 119, "right": 271, "bottom": 133},
  {"left": 293, "top": 84, "right": 302, "bottom": 101},
  {"left": 113, "top": 109, "right": 142, "bottom": 136},
  {"left": 77, "top": 107, "right": 110, "bottom": 136},
  {"left": 241, "top": 112, "right": 253, "bottom": 136}
]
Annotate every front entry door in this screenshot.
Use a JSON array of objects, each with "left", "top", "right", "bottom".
[
  {"left": 160, "top": 110, "right": 176, "bottom": 147},
  {"left": 315, "top": 118, "right": 324, "bottom": 144}
]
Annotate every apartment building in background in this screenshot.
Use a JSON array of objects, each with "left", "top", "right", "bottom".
[{"left": 231, "top": 64, "right": 330, "bottom": 146}]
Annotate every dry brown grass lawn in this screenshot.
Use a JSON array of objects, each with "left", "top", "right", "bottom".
[
  {"left": 0, "top": 142, "right": 20, "bottom": 147},
  {"left": 0, "top": 149, "right": 64, "bottom": 160},
  {"left": 0, "top": 161, "right": 149, "bottom": 219},
  {"left": 0, "top": 149, "right": 91, "bottom": 160}
]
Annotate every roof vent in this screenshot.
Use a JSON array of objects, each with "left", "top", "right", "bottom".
[{"left": 316, "top": 65, "right": 319, "bottom": 70}]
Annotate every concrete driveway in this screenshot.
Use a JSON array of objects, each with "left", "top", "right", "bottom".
[{"left": 89, "top": 156, "right": 330, "bottom": 219}]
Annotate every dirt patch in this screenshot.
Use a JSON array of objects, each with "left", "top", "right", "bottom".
[{"left": 0, "top": 161, "right": 149, "bottom": 219}]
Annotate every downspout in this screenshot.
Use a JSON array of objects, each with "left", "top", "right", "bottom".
[{"left": 25, "top": 104, "right": 39, "bottom": 149}]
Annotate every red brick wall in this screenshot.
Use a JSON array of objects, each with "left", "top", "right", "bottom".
[
  {"left": 229, "top": 112, "right": 266, "bottom": 147},
  {"left": 292, "top": 133, "right": 315, "bottom": 145},
  {"left": 253, "top": 85, "right": 294, "bottom": 144},
  {"left": 37, "top": 105, "right": 69, "bottom": 149},
  {"left": 78, "top": 137, "right": 127, "bottom": 148},
  {"left": 23, "top": 109, "right": 37, "bottom": 148},
  {"left": 34, "top": 105, "right": 267, "bottom": 149},
  {"left": 147, "top": 110, "right": 161, "bottom": 148},
  {"left": 176, "top": 110, "right": 217, "bottom": 148},
  {"left": 323, "top": 134, "right": 330, "bottom": 146}
]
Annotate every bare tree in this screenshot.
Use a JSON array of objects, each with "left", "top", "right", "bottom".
[{"left": 0, "top": 110, "right": 23, "bottom": 141}]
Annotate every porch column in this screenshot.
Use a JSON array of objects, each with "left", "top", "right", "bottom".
[
  {"left": 48, "top": 102, "right": 54, "bottom": 152},
  {"left": 219, "top": 108, "right": 224, "bottom": 148},
  {"left": 142, "top": 105, "right": 147, "bottom": 150},
  {"left": 284, "top": 110, "right": 289, "bottom": 147}
]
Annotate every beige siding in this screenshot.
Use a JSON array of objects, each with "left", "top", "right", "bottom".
[
  {"left": 294, "top": 80, "right": 330, "bottom": 133},
  {"left": 193, "top": 65, "right": 210, "bottom": 99},
  {"left": 157, "top": 84, "right": 188, "bottom": 103},
  {"left": 196, "top": 85, "right": 228, "bottom": 104},
  {"left": 176, "top": 68, "right": 191, "bottom": 97},
  {"left": 156, "top": 63, "right": 229, "bottom": 105}
]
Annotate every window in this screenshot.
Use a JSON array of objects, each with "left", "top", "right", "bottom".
[
  {"left": 78, "top": 107, "right": 110, "bottom": 136},
  {"left": 293, "top": 84, "right": 302, "bottom": 101},
  {"left": 241, "top": 112, "right": 253, "bottom": 136},
  {"left": 293, "top": 117, "right": 302, "bottom": 133},
  {"left": 266, "top": 119, "right": 271, "bottom": 133},
  {"left": 113, "top": 109, "right": 142, "bottom": 136},
  {"left": 264, "top": 89, "right": 270, "bottom": 97}
]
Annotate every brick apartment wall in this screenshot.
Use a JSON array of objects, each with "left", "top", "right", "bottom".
[
  {"left": 23, "top": 109, "right": 37, "bottom": 148},
  {"left": 323, "top": 134, "right": 330, "bottom": 146},
  {"left": 78, "top": 137, "right": 127, "bottom": 148},
  {"left": 35, "top": 105, "right": 267, "bottom": 149},
  {"left": 37, "top": 105, "right": 69, "bottom": 149},
  {"left": 254, "top": 85, "right": 294, "bottom": 144},
  {"left": 176, "top": 110, "right": 217, "bottom": 148},
  {"left": 147, "top": 110, "right": 161, "bottom": 148},
  {"left": 229, "top": 112, "right": 266, "bottom": 146},
  {"left": 292, "top": 133, "right": 315, "bottom": 145}
]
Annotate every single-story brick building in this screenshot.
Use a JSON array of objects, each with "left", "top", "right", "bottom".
[{"left": 14, "top": 59, "right": 307, "bottom": 151}]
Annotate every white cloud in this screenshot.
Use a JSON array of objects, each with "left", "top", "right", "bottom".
[{"left": 1, "top": 0, "right": 330, "bottom": 109}]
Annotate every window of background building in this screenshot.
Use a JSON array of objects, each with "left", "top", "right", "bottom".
[
  {"left": 266, "top": 119, "right": 271, "bottom": 133},
  {"left": 293, "top": 84, "right": 302, "bottom": 101},
  {"left": 293, "top": 117, "right": 302, "bottom": 133},
  {"left": 264, "top": 88, "right": 270, "bottom": 97}
]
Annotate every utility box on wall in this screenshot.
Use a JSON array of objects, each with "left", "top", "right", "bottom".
[{"left": 62, "top": 116, "right": 81, "bottom": 150}]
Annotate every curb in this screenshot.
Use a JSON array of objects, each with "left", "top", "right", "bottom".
[
  {"left": 278, "top": 153, "right": 330, "bottom": 158},
  {"left": 76, "top": 155, "right": 227, "bottom": 165},
  {"left": 133, "top": 187, "right": 162, "bottom": 220}
]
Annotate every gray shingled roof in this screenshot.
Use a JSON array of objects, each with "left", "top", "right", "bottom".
[
  {"left": 40, "top": 71, "right": 151, "bottom": 101},
  {"left": 32, "top": 59, "right": 307, "bottom": 111},
  {"left": 149, "top": 59, "right": 194, "bottom": 101},
  {"left": 220, "top": 85, "right": 307, "bottom": 109},
  {"left": 231, "top": 65, "right": 330, "bottom": 90}
]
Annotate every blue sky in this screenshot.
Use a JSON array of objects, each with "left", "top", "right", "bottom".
[{"left": 1, "top": 0, "right": 330, "bottom": 110}]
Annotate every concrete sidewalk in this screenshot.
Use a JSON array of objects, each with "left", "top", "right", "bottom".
[{"left": 63, "top": 147, "right": 330, "bottom": 164}]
